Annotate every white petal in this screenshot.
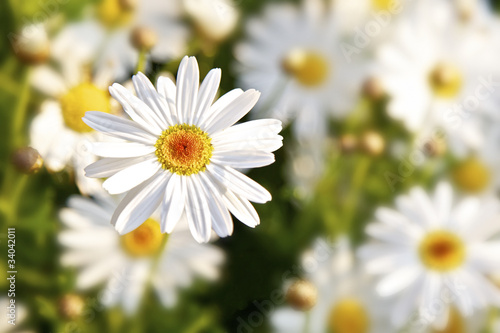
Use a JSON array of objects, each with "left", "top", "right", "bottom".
[
  {"left": 193, "top": 68, "right": 221, "bottom": 125},
  {"left": 83, "top": 111, "right": 157, "bottom": 145},
  {"left": 434, "top": 182, "right": 453, "bottom": 225},
  {"left": 199, "top": 171, "right": 233, "bottom": 237},
  {"left": 31, "top": 65, "right": 67, "bottom": 96},
  {"left": 109, "top": 83, "right": 163, "bottom": 135},
  {"left": 207, "top": 164, "right": 271, "bottom": 203},
  {"left": 176, "top": 56, "right": 199, "bottom": 124},
  {"left": 90, "top": 142, "right": 155, "bottom": 158},
  {"left": 376, "top": 265, "right": 421, "bottom": 297},
  {"left": 204, "top": 89, "right": 261, "bottom": 134},
  {"left": 84, "top": 155, "right": 154, "bottom": 178},
  {"left": 103, "top": 158, "right": 161, "bottom": 194},
  {"left": 185, "top": 175, "right": 212, "bottom": 243},
  {"left": 211, "top": 150, "right": 275, "bottom": 168},
  {"left": 157, "top": 76, "right": 178, "bottom": 123},
  {"left": 160, "top": 173, "right": 186, "bottom": 233},
  {"left": 198, "top": 88, "right": 243, "bottom": 127},
  {"left": 132, "top": 72, "right": 173, "bottom": 126},
  {"left": 112, "top": 171, "right": 168, "bottom": 234}
]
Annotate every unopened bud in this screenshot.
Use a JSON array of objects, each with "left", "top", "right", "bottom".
[
  {"left": 119, "top": 0, "right": 137, "bottom": 11},
  {"left": 11, "top": 147, "right": 43, "bottom": 174},
  {"left": 59, "top": 294, "right": 85, "bottom": 320},
  {"left": 131, "top": 26, "right": 157, "bottom": 51},
  {"left": 338, "top": 134, "right": 357, "bottom": 153},
  {"left": 362, "top": 77, "right": 384, "bottom": 100},
  {"left": 360, "top": 130, "right": 385, "bottom": 156},
  {"left": 286, "top": 280, "right": 317, "bottom": 311},
  {"left": 10, "top": 24, "right": 50, "bottom": 65},
  {"left": 423, "top": 137, "right": 446, "bottom": 157}
]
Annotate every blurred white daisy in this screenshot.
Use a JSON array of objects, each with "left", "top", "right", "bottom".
[
  {"left": 234, "top": 0, "right": 368, "bottom": 143},
  {"left": 359, "top": 183, "right": 500, "bottom": 329},
  {"left": 29, "top": 41, "right": 116, "bottom": 194},
  {"left": 0, "top": 298, "right": 32, "bottom": 333},
  {"left": 271, "top": 238, "right": 391, "bottom": 333},
  {"left": 182, "top": 0, "right": 239, "bottom": 43},
  {"left": 83, "top": 56, "right": 282, "bottom": 243},
  {"left": 58, "top": 0, "right": 188, "bottom": 82},
  {"left": 375, "top": 2, "right": 494, "bottom": 152},
  {"left": 58, "top": 193, "right": 224, "bottom": 314}
]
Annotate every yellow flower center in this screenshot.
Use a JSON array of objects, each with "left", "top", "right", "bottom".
[
  {"left": 428, "top": 63, "right": 463, "bottom": 98},
  {"left": 97, "top": 0, "right": 135, "bottom": 28},
  {"left": 372, "top": 0, "right": 398, "bottom": 11},
  {"left": 155, "top": 124, "right": 213, "bottom": 176},
  {"left": 59, "top": 82, "right": 111, "bottom": 133},
  {"left": 120, "top": 218, "right": 166, "bottom": 257},
  {"left": 431, "top": 307, "right": 465, "bottom": 333},
  {"left": 452, "top": 157, "right": 490, "bottom": 193},
  {"left": 327, "top": 298, "right": 369, "bottom": 333},
  {"left": 282, "top": 49, "right": 330, "bottom": 87},
  {"left": 419, "top": 231, "right": 466, "bottom": 272}
]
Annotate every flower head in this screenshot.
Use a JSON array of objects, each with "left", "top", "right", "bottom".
[{"left": 84, "top": 56, "right": 282, "bottom": 243}]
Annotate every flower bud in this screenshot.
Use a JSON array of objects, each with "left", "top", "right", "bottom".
[
  {"left": 338, "top": 134, "right": 358, "bottom": 154},
  {"left": 360, "top": 131, "right": 385, "bottom": 156},
  {"left": 286, "top": 279, "right": 317, "bottom": 311},
  {"left": 423, "top": 137, "right": 446, "bottom": 157},
  {"left": 10, "top": 24, "right": 50, "bottom": 65},
  {"left": 119, "top": 0, "right": 137, "bottom": 11},
  {"left": 131, "top": 26, "right": 157, "bottom": 51},
  {"left": 58, "top": 294, "right": 85, "bottom": 320},
  {"left": 11, "top": 147, "right": 43, "bottom": 174},
  {"left": 362, "top": 77, "right": 384, "bottom": 100}
]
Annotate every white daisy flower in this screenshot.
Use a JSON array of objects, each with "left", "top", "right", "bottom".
[
  {"left": 29, "top": 41, "right": 116, "bottom": 194},
  {"left": 83, "top": 56, "right": 283, "bottom": 243},
  {"left": 359, "top": 183, "right": 500, "bottom": 329},
  {"left": 182, "top": 0, "right": 239, "bottom": 43},
  {"left": 375, "top": 2, "right": 495, "bottom": 152},
  {"left": 58, "top": 193, "right": 224, "bottom": 314},
  {"left": 271, "top": 238, "right": 392, "bottom": 333},
  {"left": 234, "top": 0, "right": 368, "bottom": 142}
]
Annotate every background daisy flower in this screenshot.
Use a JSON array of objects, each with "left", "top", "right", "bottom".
[
  {"left": 359, "top": 183, "right": 500, "bottom": 329},
  {"left": 83, "top": 56, "right": 282, "bottom": 243},
  {"left": 58, "top": 193, "right": 224, "bottom": 314}
]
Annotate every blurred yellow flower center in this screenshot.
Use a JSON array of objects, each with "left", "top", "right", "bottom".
[
  {"left": 419, "top": 230, "right": 465, "bottom": 272},
  {"left": 452, "top": 157, "right": 490, "bottom": 193},
  {"left": 155, "top": 124, "right": 213, "bottom": 176},
  {"left": 60, "top": 82, "right": 111, "bottom": 133},
  {"left": 428, "top": 63, "right": 463, "bottom": 98},
  {"left": 431, "top": 308, "right": 465, "bottom": 333},
  {"left": 121, "top": 219, "right": 166, "bottom": 257},
  {"left": 282, "top": 49, "right": 329, "bottom": 87},
  {"left": 372, "top": 0, "right": 398, "bottom": 11},
  {"left": 327, "top": 298, "right": 369, "bottom": 333},
  {"left": 97, "top": 0, "right": 135, "bottom": 28}
]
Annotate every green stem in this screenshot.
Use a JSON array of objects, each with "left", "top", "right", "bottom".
[
  {"left": 136, "top": 50, "right": 147, "bottom": 73},
  {"left": 302, "top": 310, "right": 311, "bottom": 333},
  {"left": 342, "top": 155, "right": 371, "bottom": 233},
  {"left": 12, "top": 67, "right": 31, "bottom": 147},
  {"left": 184, "top": 311, "right": 212, "bottom": 333}
]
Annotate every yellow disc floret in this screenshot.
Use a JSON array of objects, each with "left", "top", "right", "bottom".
[
  {"left": 121, "top": 218, "right": 166, "bottom": 257},
  {"left": 97, "top": 0, "right": 135, "bottom": 28},
  {"left": 419, "top": 230, "right": 466, "bottom": 272},
  {"left": 428, "top": 63, "right": 463, "bottom": 98},
  {"left": 328, "top": 298, "right": 370, "bottom": 333},
  {"left": 282, "top": 49, "right": 330, "bottom": 87},
  {"left": 155, "top": 124, "right": 213, "bottom": 176},
  {"left": 452, "top": 157, "right": 490, "bottom": 193},
  {"left": 60, "top": 82, "right": 111, "bottom": 133},
  {"left": 372, "top": 0, "right": 398, "bottom": 11}
]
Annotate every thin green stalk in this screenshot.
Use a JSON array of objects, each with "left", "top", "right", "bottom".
[
  {"left": 12, "top": 67, "right": 31, "bottom": 147},
  {"left": 342, "top": 155, "right": 371, "bottom": 233},
  {"left": 136, "top": 50, "right": 147, "bottom": 73},
  {"left": 302, "top": 310, "right": 311, "bottom": 333}
]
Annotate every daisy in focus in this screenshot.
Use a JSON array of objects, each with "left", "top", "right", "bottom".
[
  {"left": 359, "top": 183, "right": 500, "bottom": 329},
  {"left": 58, "top": 193, "right": 224, "bottom": 314},
  {"left": 271, "top": 238, "right": 391, "bottom": 333},
  {"left": 83, "top": 56, "right": 282, "bottom": 243}
]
